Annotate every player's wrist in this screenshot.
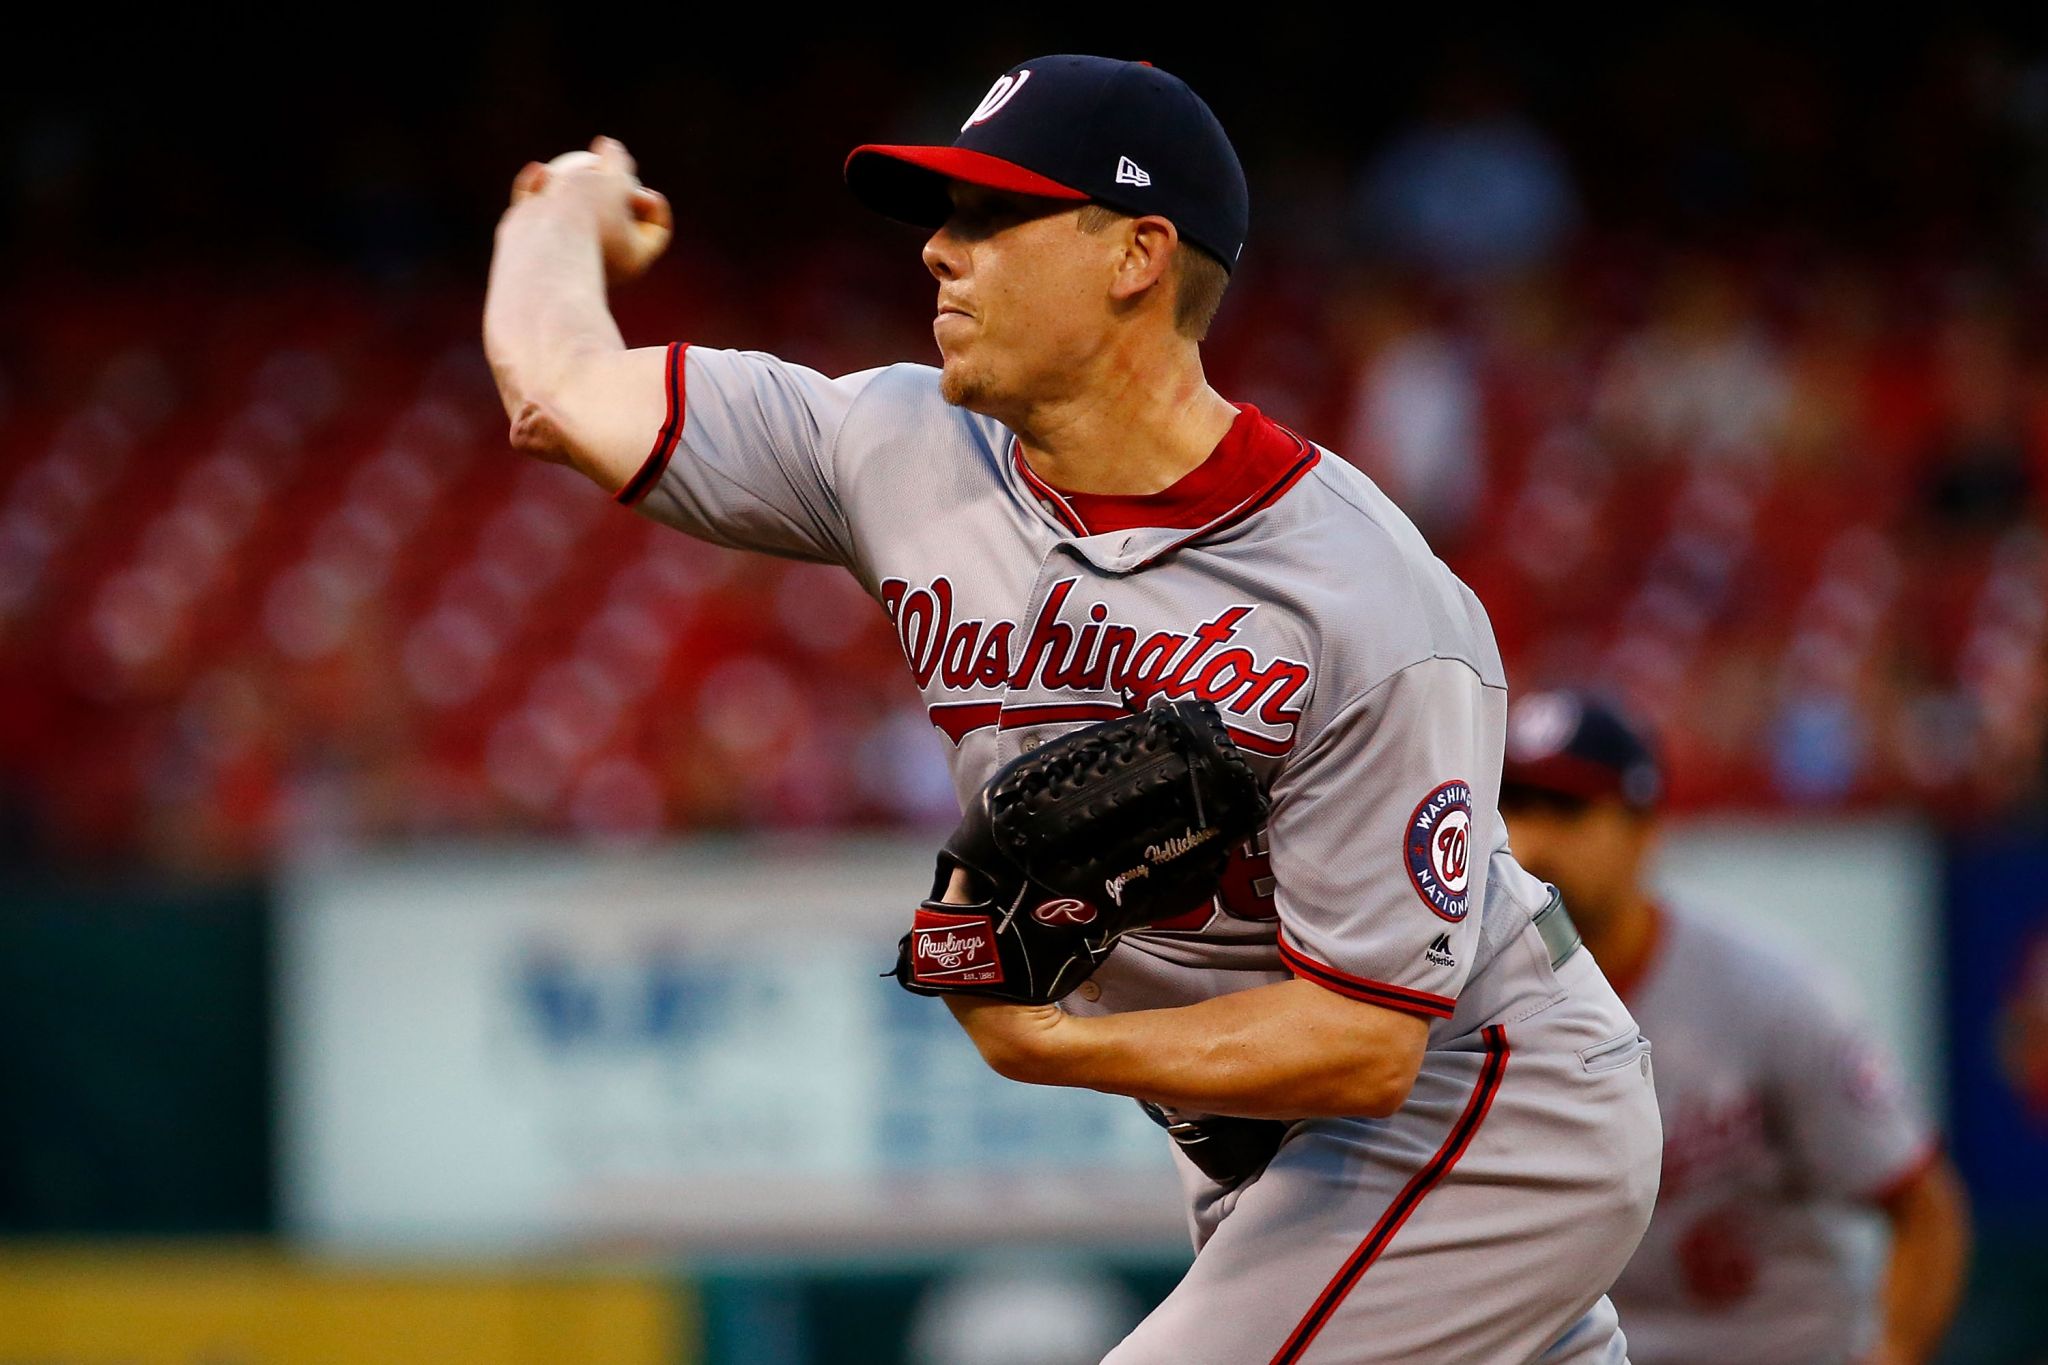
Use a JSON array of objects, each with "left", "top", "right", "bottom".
[{"left": 498, "top": 186, "right": 609, "bottom": 251}]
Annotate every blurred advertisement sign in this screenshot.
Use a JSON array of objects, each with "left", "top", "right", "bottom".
[
  {"left": 278, "top": 841, "right": 1182, "bottom": 1252},
  {"left": 0, "top": 1248, "right": 684, "bottom": 1364},
  {"left": 280, "top": 825, "right": 1936, "bottom": 1253}
]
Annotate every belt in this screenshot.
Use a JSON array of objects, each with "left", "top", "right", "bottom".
[
  {"left": 1533, "top": 888, "right": 1582, "bottom": 969},
  {"left": 1141, "top": 1102, "right": 1288, "bottom": 1189}
]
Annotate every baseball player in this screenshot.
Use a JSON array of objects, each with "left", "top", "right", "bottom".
[
  {"left": 484, "top": 56, "right": 1661, "bottom": 1362},
  {"left": 1498, "top": 692, "right": 1971, "bottom": 1365}
]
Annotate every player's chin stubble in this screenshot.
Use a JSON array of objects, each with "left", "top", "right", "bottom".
[{"left": 938, "top": 357, "right": 991, "bottom": 411}]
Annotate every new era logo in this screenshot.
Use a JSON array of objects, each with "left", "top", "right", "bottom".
[
  {"left": 1425, "top": 933, "right": 1456, "bottom": 968},
  {"left": 1115, "top": 156, "right": 1151, "bottom": 188}
]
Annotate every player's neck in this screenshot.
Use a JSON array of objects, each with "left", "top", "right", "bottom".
[
  {"left": 1581, "top": 893, "right": 1661, "bottom": 1001},
  {"left": 1011, "top": 344, "right": 1237, "bottom": 496}
]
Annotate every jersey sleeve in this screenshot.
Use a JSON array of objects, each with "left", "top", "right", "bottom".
[
  {"left": 616, "top": 343, "right": 880, "bottom": 568},
  {"left": 1267, "top": 656, "right": 1498, "bottom": 1022},
  {"left": 1765, "top": 968, "right": 1937, "bottom": 1203}
]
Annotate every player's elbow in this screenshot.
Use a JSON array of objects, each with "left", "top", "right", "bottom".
[
  {"left": 1258, "top": 1046, "right": 1420, "bottom": 1120},
  {"left": 493, "top": 356, "right": 618, "bottom": 483},
  {"left": 1314, "top": 1055, "right": 1419, "bottom": 1119},
  {"left": 482, "top": 333, "right": 565, "bottom": 456},
  {"left": 1353, "top": 1062, "right": 1420, "bottom": 1118},
  {"left": 506, "top": 393, "right": 576, "bottom": 464},
  {"left": 1285, "top": 995, "right": 1430, "bottom": 1119}
]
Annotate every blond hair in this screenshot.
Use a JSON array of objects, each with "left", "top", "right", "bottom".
[{"left": 1076, "top": 204, "right": 1231, "bottom": 341}]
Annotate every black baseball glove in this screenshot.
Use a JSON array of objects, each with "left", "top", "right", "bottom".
[{"left": 890, "top": 700, "right": 1269, "bottom": 1004}]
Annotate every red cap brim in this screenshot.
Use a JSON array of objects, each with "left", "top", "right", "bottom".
[{"left": 844, "top": 144, "right": 1089, "bottom": 228}]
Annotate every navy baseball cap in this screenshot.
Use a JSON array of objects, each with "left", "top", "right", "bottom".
[
  {"left": 845, "top": 55, "right": 1250, "bottom": 272},
  {"left": 1500, "top": 692, "right": 1664, "bottom": 813}
]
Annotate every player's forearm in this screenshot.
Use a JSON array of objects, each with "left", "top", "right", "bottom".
[
  {"left": 949, "top": 980, "right": 1427, "bottom": 1120},
  {"left": 483, "top": 196, "right": 628, "bottom": 451},
  {"left": 1874, "top": 1158, "right": 1971, "bottom": 1363}
]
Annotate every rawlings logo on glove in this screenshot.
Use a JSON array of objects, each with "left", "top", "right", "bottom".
[
  {"left": 908, "top": 908, "right": 1005, "bottom": 986},
  {"left": 1032, "top": 898, "right": 1096, "bottom": 925},
  {"left": 889, "top": 700, "right": 1269, "bottom": 1004}
]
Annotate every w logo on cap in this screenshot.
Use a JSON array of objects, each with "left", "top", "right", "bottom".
[{"left": 963, "top": 70, "right": 1032, "bottom": 130}]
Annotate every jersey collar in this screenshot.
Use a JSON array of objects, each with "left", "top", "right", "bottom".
[{"left": 1010, "top": 403, "right": 1320, "bottom": 567}]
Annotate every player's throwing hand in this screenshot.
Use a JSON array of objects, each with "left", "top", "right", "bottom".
[{"left": 507, "top": 135, "right": 673, "bottom": 284}]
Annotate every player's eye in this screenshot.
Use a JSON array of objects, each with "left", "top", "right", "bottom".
[
  {"left": 948, "top": 202, "right": 1014, "bottom": 241},
  {"left": 945, "top": 190, "right": 1050, "bottom": 241}
]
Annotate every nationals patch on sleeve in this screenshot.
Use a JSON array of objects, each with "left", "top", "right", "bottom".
[
  {"left": 908, "top": 907, "right": 1006, "bottom": 987},
  {"left": 1405, "top": 780, "right": 1473, "bottom": 922}
]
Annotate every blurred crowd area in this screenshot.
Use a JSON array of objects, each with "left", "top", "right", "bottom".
[{"left": 4, "top": 18, "right": 2048, "bottom": 872}]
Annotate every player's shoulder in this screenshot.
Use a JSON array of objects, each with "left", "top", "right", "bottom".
[
  {"left": 1264, "top": 436, "right": 1505, "bottom": 696},
  {"left": 1656, "top": 903, "right": 1851, "bottom": 1022},
  {"left": 689, "top": 348, "right": 948, "bottom": 420},
  {"left": 733, "top": 357, "right": 1005, "bottom": 486},
  {"left": 1284, "top": 452, "right": 1438, "bottom": 586},
  {"left": 827, "top": 361, "right": 996, "bottom": 447},
  {"left": 844, "top": 358, "right": 945, "bottom": 402}
]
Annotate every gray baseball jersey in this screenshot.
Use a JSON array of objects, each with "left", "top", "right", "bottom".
[
  {"left": 1606, "top": 905, "right": 1936, "bottom": 1365},
  {"left": 621, "top": 343, "right": 1662, "bottom": 1361}
]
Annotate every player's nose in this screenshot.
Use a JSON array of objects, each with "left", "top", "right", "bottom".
[{"left": 922, "top": 226, "right": 962, "bottom": 282}]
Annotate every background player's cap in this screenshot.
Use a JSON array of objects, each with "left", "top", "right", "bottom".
[
  {"left": 1500, "top": 691, "right": 1664, "bottom": 813},
  {"left": 845, "top": 55, "right": 1250, "bottom": 273}
]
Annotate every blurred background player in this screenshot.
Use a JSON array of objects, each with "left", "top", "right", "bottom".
[{"left": 1498, "top": 690, "right": 1971, "bottom": 1365}]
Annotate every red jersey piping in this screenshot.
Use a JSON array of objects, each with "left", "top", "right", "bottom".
[
  {"left": 616, "top": 342, "right": 689, "bottom": 506},
  {"left": 1269, "top": 1025, "right": 1510, "bottom": 1362},
  {"left": 1009, "top": 402, "right": 1320, "bottom": 545},
  {"left": 1277, "top": 934, "right": 1457, "bottom": 1020}
]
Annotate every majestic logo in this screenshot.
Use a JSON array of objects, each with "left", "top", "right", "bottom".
[
  {"left": 1425, "top": 932, "right": 1456, "bottom": 968},
  {"left": 1115, "top": 156, "right": 1152, "bottom": 187},
  {"left": 963, "top": 70, "right": 1032, "bottom": 129},
  {"left": 1031, "top": 898, "right": 1097, "bottom": 926},
  {"left": 881, "top": 576, "right": 1310, "bottom": 754},
  {"left": 910, "top": 907, "right": 1004, "bottom": 986},
  {"left": 1406, "top": 780, "right": 1473, "bottom": 922}
]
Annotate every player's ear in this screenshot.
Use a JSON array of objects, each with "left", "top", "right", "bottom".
[{"left": 1109, "top": 216, "right": 1178, "bottom": 306}]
